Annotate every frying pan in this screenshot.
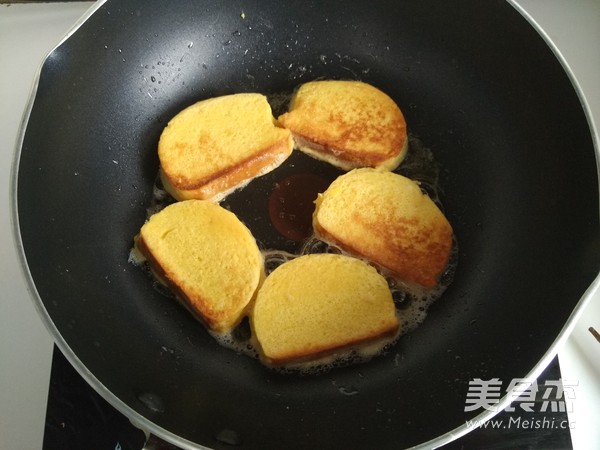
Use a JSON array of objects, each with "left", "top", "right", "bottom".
[{"left": 11, "top": 0, "right": 600, "bottom": 448}]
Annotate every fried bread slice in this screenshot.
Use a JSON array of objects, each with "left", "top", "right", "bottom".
[
  {"left": 135, "top": 200, "right": 264, "bottom": 333},
  {"left": 159, "top": 93, "right": 293, "bottom": 202},
  {"left": 313, "top": 168, "right": 453, "bottom": 288},
  {"left": 251, "top": 253, "right": 399, "bottom": 366},
  {"left": 278, "top": 80, "right": 407, "bottom": 171}
]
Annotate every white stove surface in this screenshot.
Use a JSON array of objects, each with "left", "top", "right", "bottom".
[{"left": 1, "top": 2, "right": 598, "bottom": 449}]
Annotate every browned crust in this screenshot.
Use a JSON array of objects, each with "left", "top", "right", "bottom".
[
  {"left": 278, "top": 84, "right": 408, "bottom": 168},
  {"left": 260, "top": 320, "right": 400, "bottom": 367},
  {"left": 135, "top": 235, "right": 240, "bottom": 332},
  {"left": 292, "top": 132, "right": 407, "bottom": 168},
  {"left": 313, "top": 220, "right": 452, "bottom": 289},
  {"left": 161, "top": 135, "right": 293, "bottom": 200}
]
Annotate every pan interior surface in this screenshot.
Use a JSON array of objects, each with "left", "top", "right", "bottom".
[{"left": 15, "top": 0, "right": 599, "bottom": 448}]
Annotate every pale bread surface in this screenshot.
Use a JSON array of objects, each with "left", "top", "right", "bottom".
[
  {"left": 251, "top": 253, "right": 399, "bottom": 365},
  {"left": 159, "top": 93, "right": 293, "bottom": 201},
  {"left": 137, "top": 200, "right": 264, "bottom": 333},
  {"left": 313, "top": 168, "right": 453, "bottom": 288},
  {"left": 278, "top": 80, "right": 407, "bottom": 170}
]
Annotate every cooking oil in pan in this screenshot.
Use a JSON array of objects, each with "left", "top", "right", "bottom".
[
  {"left": 209, "top": 236, "right": 457, "bottom": 376},
  {"left": 130, "top": 97, "right": 457, "bottom": 373}
]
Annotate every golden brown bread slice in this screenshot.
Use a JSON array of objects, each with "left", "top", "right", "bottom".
[
  {"left": 135, "top": 200, "right": 264, "bottom": 333},
  {"left": 158, "top": 93, "right": 293, "bottom": 202},
  {"left": 278, "top": 80, "right": 408, "bottom": 171},
  {"left": 251, "top": 253, "right": 400, "bottom": 366},
  {"left": 313, "top": 168, "right": 453, "bottom": 288}
]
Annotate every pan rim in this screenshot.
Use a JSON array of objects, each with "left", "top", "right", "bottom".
[
  {"left": 415, "top": 1, "right": 600, "bottom": 445},
  {"left": 8, "top": 1, "right": 600, "bottom": 449}
]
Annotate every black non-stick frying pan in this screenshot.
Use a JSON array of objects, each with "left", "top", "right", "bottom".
[{"left": 12, "top": 0, "right": 600, "bottom": 448}]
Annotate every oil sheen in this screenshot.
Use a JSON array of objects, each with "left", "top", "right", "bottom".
[{"left": 133, "top": 95, "right": 457, "bottom": 374}]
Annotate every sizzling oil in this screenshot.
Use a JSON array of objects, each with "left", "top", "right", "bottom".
[{"left": 132, "top": 93, "right": 457, "bottom": 374}]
